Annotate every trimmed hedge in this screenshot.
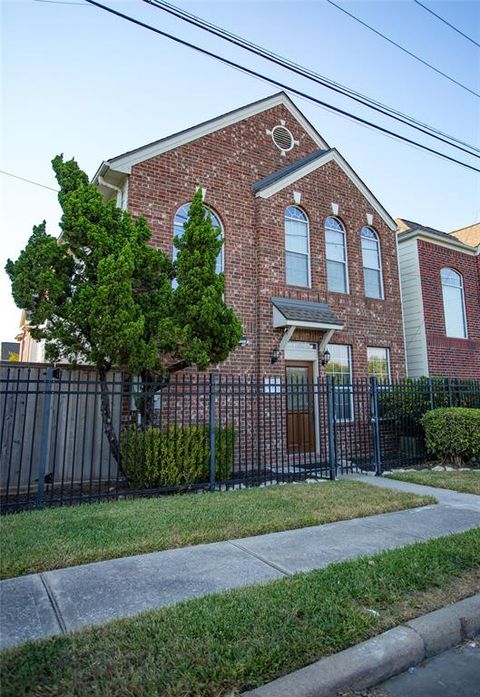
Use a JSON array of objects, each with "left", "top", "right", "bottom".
[
  {"left": 421, "top": 407, "right": 480, "bottom": 466},
  {"left": 121, "top": 425, "right": 234, "bottom": 488}
]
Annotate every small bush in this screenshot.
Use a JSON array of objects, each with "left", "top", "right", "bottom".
[
  {"left": 421, "top": 407, "right": 480, "bottom": 466},
  {"left": 121, "top": 424, "right": 235, "bottom": 488}
]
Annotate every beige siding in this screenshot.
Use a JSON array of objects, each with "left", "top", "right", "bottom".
[{"left": 398, "top": 238, "right": 429, "bottom": 377}]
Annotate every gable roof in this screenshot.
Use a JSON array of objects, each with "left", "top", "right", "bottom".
[
  {"left": 254, "top": 148, "right": 397, "bottom": 231},
  {"left": 93, "top": 92, "right": 329, "bottom": 181}
]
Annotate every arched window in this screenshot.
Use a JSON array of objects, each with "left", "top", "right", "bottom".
[
  {"left": 325, "top": 217, "right": 348, "bottom": 293},
  {"left": 441, "top": 268, "right": 467, "bottom": 338},
  {"left": 173, "top": 203, "right": 224, "bottom": 275},
  {"left": 361, "top": 227, "right": 383, "bottom": 299},
  {"left": 285, "top": 206, "right": 310, "bottom": 287}
]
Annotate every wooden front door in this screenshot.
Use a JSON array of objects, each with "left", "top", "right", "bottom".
[{"left": 286, "top": 362, "right": 315, "bottom": 452}]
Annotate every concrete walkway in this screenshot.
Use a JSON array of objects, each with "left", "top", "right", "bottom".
[{"left": 1, "top": 475, "right": 479, "bottom": 651}]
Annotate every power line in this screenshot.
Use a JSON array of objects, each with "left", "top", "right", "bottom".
[
  {"left": 413, "top": 0, "right": 480, "bottom": 49},
  {"left": 83, "top": 0, "right": 480, "bottom": 174},
  {"left": 326, "top": 0, "right": 480, "bottom": 99},
  {"left": 143, "top": 0, "right": 480, "bottom": 159},
  {"left": 0, "top": 170, "right": 58, "bottom": 192}
]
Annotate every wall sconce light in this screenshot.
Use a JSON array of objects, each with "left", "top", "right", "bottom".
[
  {"left": 238, "top": 336, "right": 249, "bottom": 347},
  {"left": 321, "top": 349, "right": 331, "bottom": 366},
  {"left": 271, "top": 346, "right": 281, "bottom": 364}
]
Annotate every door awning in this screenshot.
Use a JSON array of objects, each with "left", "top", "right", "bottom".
[{"left": 272, "top": 297, "right": 344, "bottom": 331}]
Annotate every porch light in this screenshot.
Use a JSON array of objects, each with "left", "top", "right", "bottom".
[
  {"left": 238, "top": 336, "right": 249, "bottom": 347},
  {"left": 271, "top": 346, "right": 281, "bottom": 364},
  {"left": 321, "top": 349, "right": 331, "bottom": 366}
]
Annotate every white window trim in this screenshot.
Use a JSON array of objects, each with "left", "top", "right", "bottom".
[
  {"left": 441, "top": 268, "right": 468, "bottom": 339},
  {"left": 325, "top": 217, "right": 349, "bottom": 295},
  {"left": 327, "top": 344, "right": 354, "bottom": 423},
  {"left": 361, "top": 227, "right": 384, "bottom": 300},
  {"left": 285, "top": 206, "right": 311, "bottom": 288},
  {"left": 367, "top": 346, "right": 391, "bottom": 381}
]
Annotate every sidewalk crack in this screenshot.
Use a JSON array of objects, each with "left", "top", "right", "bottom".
[
  {"left": 228, "top": 540, "right": 292, "bottom": 577},
  {"left": 39, "top": 574, "right": 67, "bottom": 635}
]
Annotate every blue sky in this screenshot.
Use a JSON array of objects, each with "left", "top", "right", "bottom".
[{"left": 1, "top": 0, "right": 479, "bottom": 344}]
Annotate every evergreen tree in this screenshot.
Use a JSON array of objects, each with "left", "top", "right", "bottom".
[{"left": 6, "top": 157, "right": 242, "bottom": 474}]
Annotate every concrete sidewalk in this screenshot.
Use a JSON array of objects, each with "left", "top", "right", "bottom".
[{"left": 1, "top": 475, "right": 479, "bottom": 651}]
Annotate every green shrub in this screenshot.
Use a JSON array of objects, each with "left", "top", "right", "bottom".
[
  {"left": 421, "top": 407, "right": 480, "bottom": 466},
  {"left": 121, "top": 424, "right": 235, "bottom": 488}
]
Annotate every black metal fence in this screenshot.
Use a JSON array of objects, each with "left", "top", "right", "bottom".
[{"left": 1, "top": 365, "right": 479, "bottom": 513}]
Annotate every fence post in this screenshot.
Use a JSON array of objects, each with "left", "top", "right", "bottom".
[
  {"left": 428, "top": 378, "right": 434, "bottom": 411},
  {"left": 36, "top": 367, "right": 53, "bottom": 509},
  {"left": 209, "top": 373, "right": 216, "bottom": 492},
  {"left": 370, "top": 376, "right": 382, "bottom": 476},
  {"left": 326, "top": 376, "right": 336, "bottom": 480}
]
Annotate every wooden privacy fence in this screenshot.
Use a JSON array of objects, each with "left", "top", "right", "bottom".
[{"left": 1, "top": 364, "right": 479, "bottom": 513}]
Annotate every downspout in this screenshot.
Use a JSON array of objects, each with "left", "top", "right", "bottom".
[{"left": 98, "top": 175, "right": 123, "bottom": 204}]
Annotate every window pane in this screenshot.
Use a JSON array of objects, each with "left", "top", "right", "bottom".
[
  {"left": 367, "top": 347, "right": 390, "bottom": 380},
  {"left": 362, "top": 245, "right": 380, "bottom": 270},
  {"left": 327, "top": 260, "right": 347, "bottom": 293},
  {"left": 441, "top": 268, "right": 462, "bottom": 287},
  {"left": 286, "top": 218, "right": 308, "bottom": 254},
  {"left": 324, "top": 344, "right": 353, "bottom": 419},
  {"left": 326, "top": 230, "right": 346, "bottom": 261},
  {"left": 286, "top": 251, "right": 309, "bottom": 287},
  {"left": 443, "top": 284, "right": 466, "bottom": 337},
  {"left": 364, "top": 268, "right": 382, "bottom": 299}
]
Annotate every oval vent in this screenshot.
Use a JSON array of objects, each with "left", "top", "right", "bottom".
[{"left": 271, "top": 125, "right": 294, "bottom": 152}]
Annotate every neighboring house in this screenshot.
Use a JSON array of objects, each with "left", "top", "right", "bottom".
[
  {"left": 449, "top": 222, "right": 480, "bottom": 248},
  {"left": 397, "top": 219, "right": 480, "bottom": 379},
  {"left": 15, "top": 310, "right": 45, "bottom": 363},
  {"left": 0, "top": 341, "right": 19, "bottom": 363},
  {"left": 94, "top": 92, "right": 406, "bottom": 407}
]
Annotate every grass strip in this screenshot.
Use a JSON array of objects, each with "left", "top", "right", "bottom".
[
  {"left": 1, "top": 528, "right": 479, "bottom": 697},
  {"left": 0, "top": 480, "right": 434, "bottom": 579},
  {"left": 387, "top": 470, "right": 480, "bottom": 495}
]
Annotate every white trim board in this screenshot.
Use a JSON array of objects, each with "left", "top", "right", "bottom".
[
  {"left": 255, "top": 149, "right": 397, "bottom": 231},
  {"left": 94, "top": 92, "right": 329, "bottom": 178}
]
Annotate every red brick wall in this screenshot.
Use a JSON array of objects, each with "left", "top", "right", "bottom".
[
  {"left": 417, "top": 240, "right": 480, "bottom": 379},
  {"left": 127, "top": 103, "right": 406, "bottom": 380}
]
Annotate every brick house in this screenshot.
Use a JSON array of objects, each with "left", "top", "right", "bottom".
[
  {"left": 92, "top": 92, "right": 407, "bottom": 453},
  {"left": 397, "top": 219, "right": 480, "bottom": 379}
]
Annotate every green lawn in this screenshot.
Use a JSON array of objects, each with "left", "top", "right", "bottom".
[
  {"left": 387, "top": 470, "right": 480, "bottom": 496},
  {"left": 0, "top": 481, "right": 434, "bottom": 580},
  {"left": 1, "top": 529, "right": 479, "bottom": 697}
]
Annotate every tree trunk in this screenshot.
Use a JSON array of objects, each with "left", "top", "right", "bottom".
[{"left": 98, "top": 367, "right": 128, "bottom": 481}]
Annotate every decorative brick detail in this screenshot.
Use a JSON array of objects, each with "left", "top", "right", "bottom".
[
  {"left": 127, "top": 103, "right": 406, "bottom": 379},
  {"left": 417, "top": 240, "right": 480, "bottom": 379}
]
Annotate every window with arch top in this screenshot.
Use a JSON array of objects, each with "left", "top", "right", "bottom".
[
  {"left": 173, "top": 203, "right": 224, "bottom": 282},
  {"left": 285, "top": 206, "right": 310, "bottom": 287},
  {"left": 325, "top": 216, "right": 348, "bottom": 293},
  {"left": 361, "top": 226, "right": 383, "bottom": 299},
  {"left": 441, "top": 268, "right": 467, "bottom": 338}
]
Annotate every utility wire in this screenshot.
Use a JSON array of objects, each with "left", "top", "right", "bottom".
[
  {"left": 82, "top": 0, "right": 480, "bottom": 174},
  {"left": 143, "top": 0, "right": 480, "bottom": 159},
  {"left": 0, "top": 170, "right": 58, "bottom": 192},
  {"left": 413, "top": 0, "right": 480, "bottom": 49},
  {"left": 326, "top": 0, "right": 480, "bottom": 98}
]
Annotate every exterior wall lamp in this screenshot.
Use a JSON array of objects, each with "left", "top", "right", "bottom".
[
  {"left": 321, "top": 349, "right": 331, "bottom": 366},
  {"left": 238, "top": 336, "right": 249, "bottom": 347},
  {"left": 271, "top": 346, "right": 281, "bottom": 364}
]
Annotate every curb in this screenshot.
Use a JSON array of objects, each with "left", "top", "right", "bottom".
[{"left": 242, "top": 594, "right": 480, "bottom": 697}]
